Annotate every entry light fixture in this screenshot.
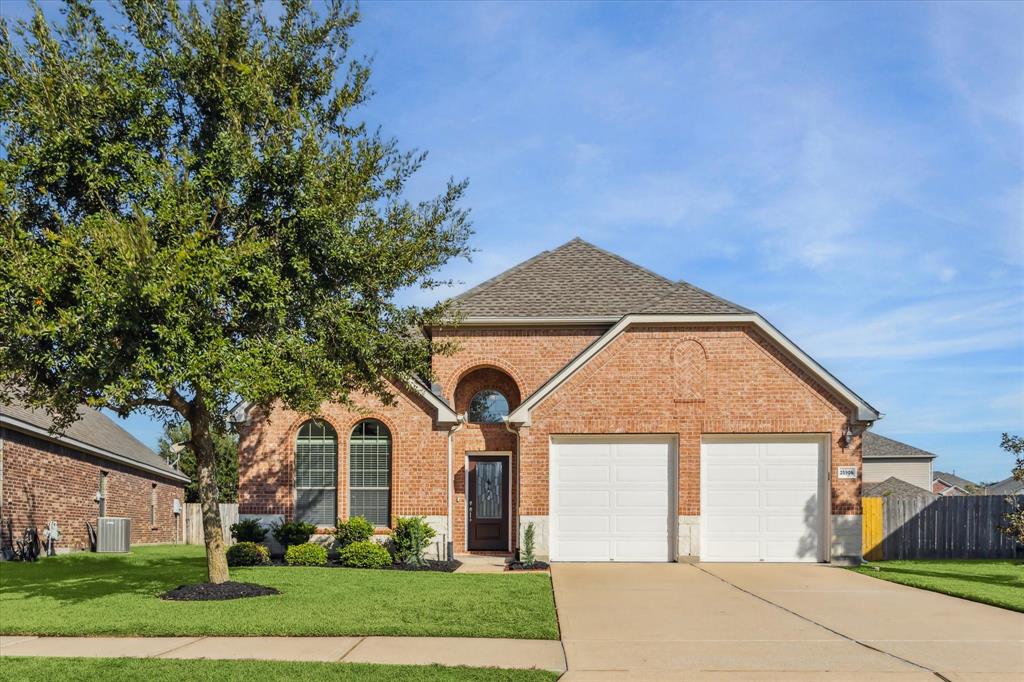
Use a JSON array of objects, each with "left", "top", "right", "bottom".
[{"left": 840, "top": 424, "right": 854, "bottom": 449}]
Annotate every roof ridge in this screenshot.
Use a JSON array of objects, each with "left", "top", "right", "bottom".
[
  {"left": 640, "top": 279, "right": 751, "bottom": 314},
  {"left": 449, "top": 238, "right": 580, "bottom": 305},
  {"left": 568, "top": 238, "right": 675, "bottom": 285}
]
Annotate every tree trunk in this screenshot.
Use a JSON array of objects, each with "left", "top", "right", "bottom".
[{"left": 189, "top": 401, "right": 230, "bottom": 584}]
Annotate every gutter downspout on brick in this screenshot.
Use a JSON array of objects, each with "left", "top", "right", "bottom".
[
  {"left": 447, "top": 416, "right": 465, "bottom": 561},
  {"left": 503, "top": 416, "right": 521, "bottom": 562}
]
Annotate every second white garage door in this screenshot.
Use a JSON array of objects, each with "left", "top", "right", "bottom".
[
  {"left": 549, "top": 436, "right": 674, "bottom": 562},
  {"left": 701, "top": 436, "right": 826, "bottom": 562}
]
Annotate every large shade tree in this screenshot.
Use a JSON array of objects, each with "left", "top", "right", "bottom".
[{"left": 0, "top": 0, "right": 471, "bottom": 583}]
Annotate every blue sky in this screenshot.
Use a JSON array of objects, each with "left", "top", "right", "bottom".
[{"left": 5, "top": 1, "right": 1022, "bottom": 482}]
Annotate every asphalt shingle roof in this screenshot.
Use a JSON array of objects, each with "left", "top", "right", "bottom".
[
  {"left": 1, "top": 399, "right": 184, "bottom": 480},
  {"left": 862, "top": 432, "right": 937, "bottom": 460},
  {"left": 863, "top": 476, "right": 937, "bottom": 500},
  {"left": 983, "top": 476, "right": 1024, "bottom": 496},
  {"left": 932, "top": 470, "right": 978, "bottom": 490},
  {"left": 450, "top": 238, "right": 748, "bottom": 319}
]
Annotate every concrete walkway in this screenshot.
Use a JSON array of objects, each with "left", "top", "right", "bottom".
[
  {"left": 551, "top": 562, "right": 1024, "bottom": 681},
  {"left": 0, "top": 635, "right": 566, "bottom": 673}
]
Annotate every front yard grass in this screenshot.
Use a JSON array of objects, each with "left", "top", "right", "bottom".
[
  {"left": 851, "top": 559, "right": 1024, "bottom": 613},
  {"left": 0, "top": 545, "right": 559, "bottom": 639},
  {"left": 0, "top": 657, "right": 559, "bottom": 682}
]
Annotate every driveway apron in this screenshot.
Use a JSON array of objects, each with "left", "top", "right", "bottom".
[{"left": 550, "top": 562, "right": 1023, "bottom": 680}]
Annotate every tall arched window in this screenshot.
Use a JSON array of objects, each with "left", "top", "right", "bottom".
[
  {"left": 295, "top": 420, "right": 338, "bottom": 525},
  {"left": 349, "top": 420, "right": 391, "bottom": 527}
]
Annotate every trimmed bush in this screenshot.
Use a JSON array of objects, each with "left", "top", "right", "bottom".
[
  {"left": 271, "top": 520, "right": 317, "bottom": 548},
  {"left": 230, "top": 518, "right": 267, "bottom": 543},
  {"left": 284, "top": 542, "right": 328, "bottom": 567},
  {"left": 522, "top": 522, "right": 537, "bottom": 567},
  {"left": 226, "top": 541, "right": 270, "bottom": 567},
  {"left": 338, "top": 540, "right": 392, "bottom": 569},
  {"left": 334, "top": 516, "right": 374, "bottom": 549},
  {"left": 392, "top": 516, "right": 436, "bottom": 566}
]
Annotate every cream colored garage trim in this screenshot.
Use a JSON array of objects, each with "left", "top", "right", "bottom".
[{"left": 507, "top": 313, "right": 881, "bottom": 425}]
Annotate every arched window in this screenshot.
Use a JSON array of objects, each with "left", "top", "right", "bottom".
[
  {"left": 349, "top": 420, "right": 391, "bottom": 527},
  {"left": 295, "top": 420, "right": 337, "bottom": 525},
  {"left": 468, "top": 389, "right": 509, "bottom": 423}
]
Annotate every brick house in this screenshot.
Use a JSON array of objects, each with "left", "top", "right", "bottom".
[
  {"left": 1, "top": 400, "right": 188, "bottom": 554},
  {"left": 236, "top": 238, "right": 880, "bottom": 563}
]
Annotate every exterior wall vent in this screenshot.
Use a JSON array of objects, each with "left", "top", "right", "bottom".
[{"left": 95, "top": 517, "right": 131, "bottom": 553}]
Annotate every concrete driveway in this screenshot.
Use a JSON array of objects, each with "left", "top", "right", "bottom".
[{"left": 551, "top": 562, "right": 1024, "bottom": 681}]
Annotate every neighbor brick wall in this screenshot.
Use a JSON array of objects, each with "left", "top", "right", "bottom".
[{"left": 0, "top": 427, "right": 185, "bottom": 552}]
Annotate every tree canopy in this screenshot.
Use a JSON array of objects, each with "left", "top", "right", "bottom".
[{"left": 1, "top": 0, "right": 471, "bottom": 582}]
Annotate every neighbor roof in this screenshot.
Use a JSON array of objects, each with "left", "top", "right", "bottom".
[
  {"left": 862, "top": 432, "right": 938, "bottom": 460},
  {"left": 984, "top": 476, "right": 1024, "bottom": 496},
  {"left": 863, "top": 477, "right": 937, "bottom": 500},
  {"left": 0, "top": 399, "right": 188, "bottom": 482},
  {"left": 450, "top": 238, "right": 748, "bottom": 320},
  {"left": 932, "top": 470, "right": 977, "bottom": 490}
]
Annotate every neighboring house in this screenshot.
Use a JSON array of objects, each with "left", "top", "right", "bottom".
[
  {"left": 862, "top": 432, "right": 935, "bottom": 491},
  {"left": 1, "top": 399, "right": 188, "bottom": 554},
  {"left": 863, "top": 476, "right": 937, "bottom": 500},
  {"left": 236, "top": 238, "right": 881, "bottom": 563},
  {"left": 984, "top": 476, "right": 1024, "bottom": 497},
  {"left": 932, "top": 471, "right": 978, "bottom": 496}
]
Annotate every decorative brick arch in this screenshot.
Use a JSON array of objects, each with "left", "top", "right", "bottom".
[
  {"left": 673, "top": 338, "right": 708, "bottom": 402},
  {"left": 445, "top": 357, "right": 527, "bottom": 407}
]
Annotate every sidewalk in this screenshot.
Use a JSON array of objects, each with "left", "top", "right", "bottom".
[{"left": 0, "top": 635, "right": 566, "bottom": 673}]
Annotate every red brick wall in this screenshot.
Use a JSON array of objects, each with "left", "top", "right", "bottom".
[
  {"left": 521, "top": 325, "right": 861, "bottom": 517},
  {"left": 239, "top": 322, "right": 866, "bottom": 553},
  {"left": 237, "top": 381, "right": 450, "bottom": 531},
  {"left": 1, "top": 427, "right": 185, "bottom": 552}
]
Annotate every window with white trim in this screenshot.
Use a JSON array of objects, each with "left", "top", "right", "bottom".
[
  {"left": 295, "top": 420, "right": 338, "bottom": 525},
  {"left": 349, "top": 420, "right": 391, "bottom": 527}
]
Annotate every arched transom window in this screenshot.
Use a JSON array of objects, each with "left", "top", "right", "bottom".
[
  {"left": 349, "top": 420, "right": 391, "bottom": 527},
  {"left": 295, "top": 420, "right": 337, "bottom": 525},
  {"left": 468, "top": 389, "right": 509, "bottom": 424}
]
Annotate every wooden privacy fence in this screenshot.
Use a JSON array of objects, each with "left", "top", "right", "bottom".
[
  {"left": 183, "top": 503, "right": 238, "bottom": 546},
  {"left": 862, "top": 495, "right": 1023, "bottom": 560}
]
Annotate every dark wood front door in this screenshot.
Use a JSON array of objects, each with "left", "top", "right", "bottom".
[{"left": 467, "top": 456, "right": 509, "bottom": 551}]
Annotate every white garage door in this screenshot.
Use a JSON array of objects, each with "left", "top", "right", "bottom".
[
  {"left": 550, "top": 436, "right": 673, "bottom": 562},
  {"left": 701, "top": 437, "right": 825, "bottom": 562}
]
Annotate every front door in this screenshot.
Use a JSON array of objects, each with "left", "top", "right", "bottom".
[{"left": 467, "top": 455, "right": 509, "bottom": 551}]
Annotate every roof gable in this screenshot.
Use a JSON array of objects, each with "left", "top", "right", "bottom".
[
  {"left": 932, "top": 470, "right": 978, "bottom": 490},
  {"left": 450, "top": 238, "right": 746, "bottom": 319},
  {"left": 863, "top": 432, "right": 938, "bottom": 460}
]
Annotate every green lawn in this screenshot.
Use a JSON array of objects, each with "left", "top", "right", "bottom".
[
  {"left": 851, "top": 559, "right": 1024, "bottom": 612},
  {"left": 0, "top": 545, "right": 559, "bottom": 639},
  {"left": 0, "top": 657, "right": 559, "bottom": 682}
]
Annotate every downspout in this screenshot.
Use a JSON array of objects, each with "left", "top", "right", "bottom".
[
  {"left": 446, "top": 415, "right": 465, "bottom": 561},
  {"left": 503, "top": 416, "right": 522, "bottom": 562}
]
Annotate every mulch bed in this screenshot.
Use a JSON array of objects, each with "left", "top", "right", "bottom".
[
  {"left": 161, "top": 581, "right": 280, "bottom": 601},
  {"left": 505, "top": 560, "right": 550, "bottom": 572},
  {"left": 381, "top": 559, "right": 462, "bottom": 572}
]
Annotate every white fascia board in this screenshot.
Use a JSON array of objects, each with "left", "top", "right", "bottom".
[
  {"left": 408, "top": 380, "right": 459, "bottom": 424},
  {"left": 0, "top": 415, "right": 191, "bottom": 483},
  {"left": 446, "top": 316, "right": 620, "bottom": 327},
  {"left": 507, "top": 313, "right": 880, "bottom": 426}
]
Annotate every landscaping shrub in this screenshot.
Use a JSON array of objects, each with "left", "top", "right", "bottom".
[
  {"left": 522, "top": 522, "right": 537, "bottom": 567},
  {"left": 226, "top": 541, "right": 270, "bottom": 567},
  {"left": 229, "top": 518, "right": 268, "bottom": 543},
  {"left": 284, "top": 542, "right": 328, "bottom": 567},
  {"left": 392, "top": 516, "right": 436, "bottom": 566},
  {"left": 271, "top": 520, "right": 317, "bottom": 548},
  {"left": 338, "top": 540, "right": 392, "bottom": 569},
  {"left": 334, "top": 516, "right": 374, "bottom": 549}
]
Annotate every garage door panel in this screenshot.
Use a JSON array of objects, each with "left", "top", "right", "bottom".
[
  {"left": 707, "top": 490, "right": 760, "bottom": 507},
  {"left": 551, "top": 438, "right": 673, "bottom": 562},
  {"left": 702, "top": 438, "right": 823, "bottom": 562},
  {"left": 558, "top": 465, "right": 611, "bottom": 483}
]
